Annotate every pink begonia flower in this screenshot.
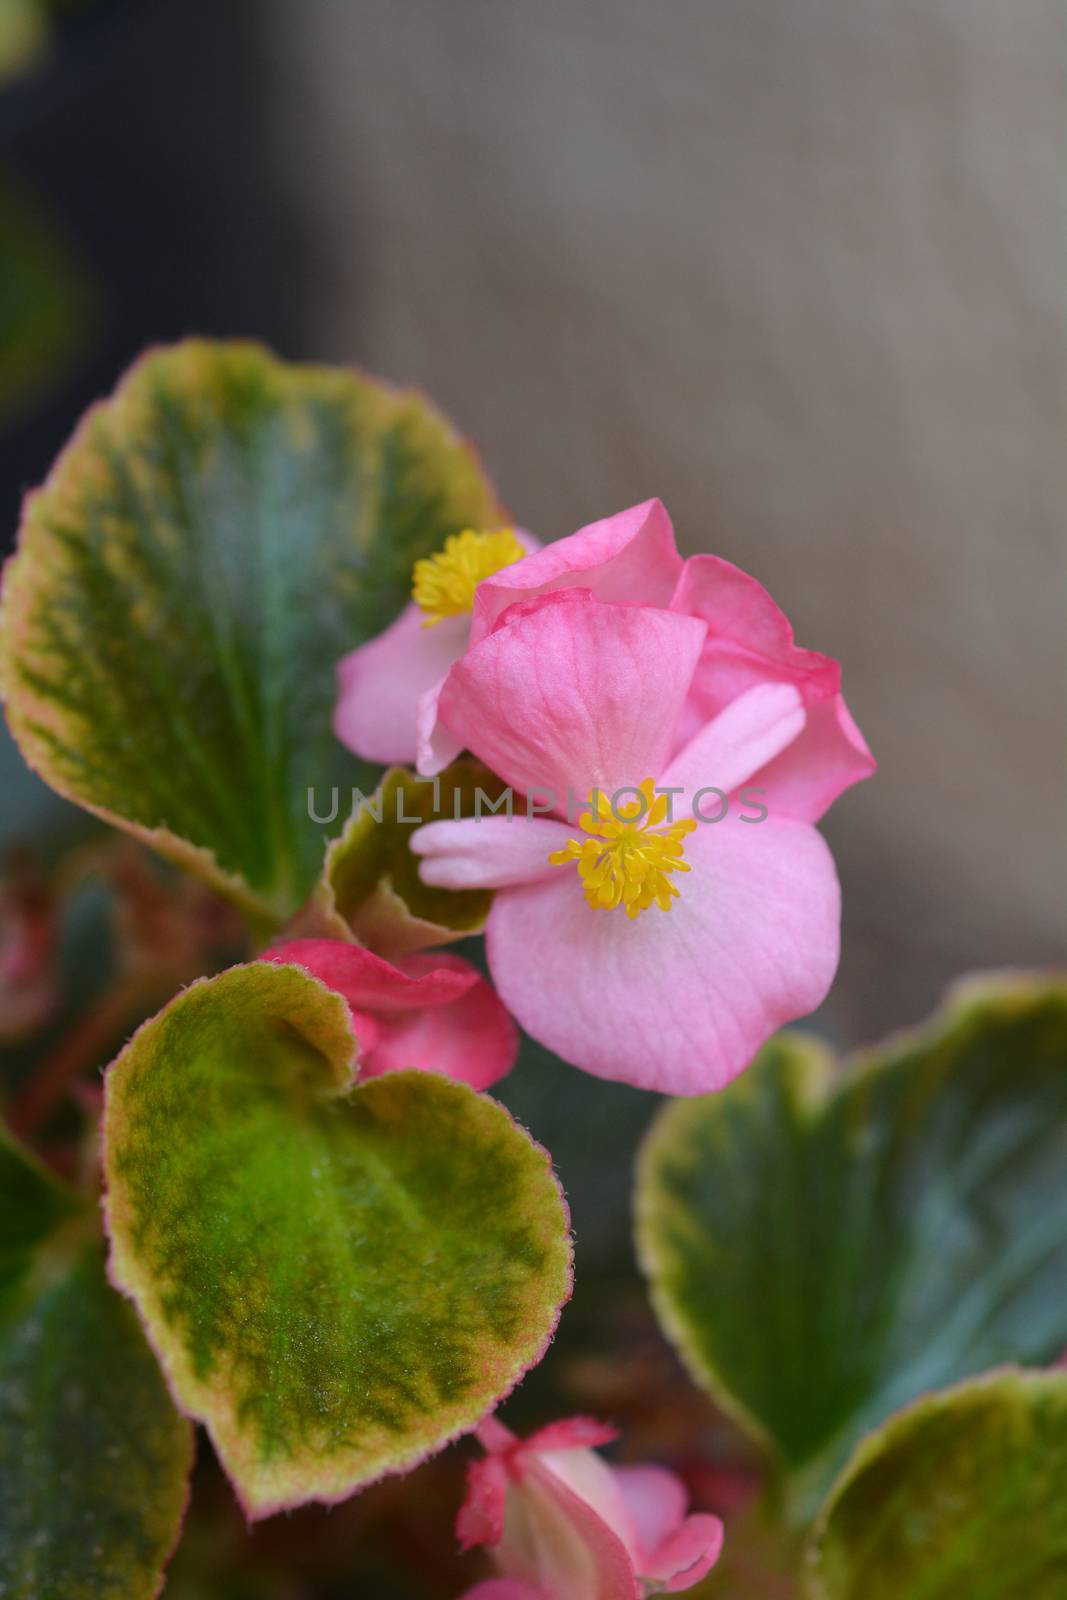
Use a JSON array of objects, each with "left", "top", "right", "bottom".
[
  {"left": 419, "top": 499, "right": 872, "bottom": 809},
  {"left": 457, "top": 1415, "right": 724, "bottom": 1600},
  {"left": 262, "top": 938, "right": 517, "bottom": 1091},
  {"left": 408, "top": 503, "right": 875, "bottom": 1095},
  {"left": 334, "top": 526, "right": 538, "bottom": 764}
]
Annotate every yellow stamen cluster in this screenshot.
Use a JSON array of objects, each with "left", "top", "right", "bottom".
[
  {"left": 412, "top": 527, "right": 525, "bottom": 626},
  {"left": 549, "top": 779, "right": 697, "bottom": 919}
]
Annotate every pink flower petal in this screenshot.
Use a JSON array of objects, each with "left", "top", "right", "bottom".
[
  {"left": 362, "top": 952, "right": 518, "bottom": 1090},
  {"left": 435, "top": 595, "right": 707, "bottom": 809},
  {"left": 334, "top": 604, "right": 470, "bottom": 764},
  {"left": 751, "top": 693, "right": 875, "bottom": 823},
  {"left": 501, "top": 1456, "right": 642, "bottom": 1600},
  {"left": 612, "top": 1464, "right": 688, "bottom": 1564},
  {"left": 470, "top": 499, "right": 683, "bottom": 646},
  {"left": 484, "top": 816, "right": 840, "bottom": 1094},
  {"left": 614, "top": 1465, "right": 724, "bottom": 1589},
  {"left": 670, "top": 554, "right": 874, "bottom": 819},
  {"left": 262, "top": 938, "right": 475, "bottom": 1014},
  {"left": 412, "top": 816, "right": 575, "bottom": 890},
  {"left": 521, "top": 1418, "right": 620, "bottom": 1456},
  {"left": 659, "top": 682, "right": 806, "bottom": 806},
  {"left": 643, "top": 1514, "right": 725, "bottom": 1592},
  {"left": 458, "top": 1453, "right": 510, "bottom": 1551}
]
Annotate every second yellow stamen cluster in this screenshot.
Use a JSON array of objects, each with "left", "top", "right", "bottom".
[
  {"left": 412, "top": 527, "right": 525, "bottom": 626},
  {"left": 549, "top": 779, "right": 697, "bottom": 919}
]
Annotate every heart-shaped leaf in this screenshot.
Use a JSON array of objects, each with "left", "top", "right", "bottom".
[
  {"left": 805, "top": 1369, "right": 1067, "bottom": 1599},
  {"left": 305, "top": 762, "right": 510, "bottom": 956},
  {"left": 635, "top": 976, "right": 1067, "bottom": 1502},
  {"left": 103, "top": 960, "right": 572, "bottom": 1517},
  {"left": 0, "top": 340, "right": 500, "bottom": 926},
  {"left": 0, "top": 1128, "right": 193, "bottom": 1599}
]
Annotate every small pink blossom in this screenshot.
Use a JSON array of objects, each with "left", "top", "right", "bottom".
[
  {"left": 262, "top": 938, "right": 517, "bottom": 1090},
  {"left": 333, "top": 527, "right": 538, "bottom": 765},
  {"left": 457, "top": 1415, "right": 723, "bottom": 1600}
]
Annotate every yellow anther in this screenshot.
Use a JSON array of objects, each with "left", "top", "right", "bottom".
[
  {"left": 549, "top": 778, "right": 697, "bottom": 920},
  {"left": 412, "top": 527, "right": 525, "bottom": 626}
]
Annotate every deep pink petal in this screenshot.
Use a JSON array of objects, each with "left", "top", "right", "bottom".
[
  {"left": 457, "top": 1453, "right": 509, "bottom": 1551},
  {"left": 522, "top": 1418, "right": 619, "bottom": 1457},
  {"left": 644, "top": 1514, "right": 725, "bottom": 1591},
  {"left": 670, "top": 555, "right": 874, "bottom": 819},
  {"left": 334, "top": 605, "right": 470, "bottom": 764},
  {"left": 434, "top": 595, "right": 706, "bottom": 808},
  {"left": 470, "top": 500, "right": 682, "bottom": 646},
  {"left": 612, "top": 1465, "right": 687, "bottom": 1565},
  {"left": 262, "top": 939, "right": 475, "bottom": 1014},
  {"left": 659, "top": 683, "right": 805, "bottom": 807},
  {"left": 484, "top": 816, "right": 840, "bottom": 1094},
  {"left": 412, "top": 816, "right": 575, "bottom": 890},
  {"left": 361, "top": 952, "right": 518, "bottom": 1090}
]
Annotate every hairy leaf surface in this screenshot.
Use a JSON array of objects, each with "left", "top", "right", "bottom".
[
  {"left": 0, "top": 341, "right": 500, "bottom": 922},
  {"left": 103, "top": 961, "right": 572, "bottom": 1516}
]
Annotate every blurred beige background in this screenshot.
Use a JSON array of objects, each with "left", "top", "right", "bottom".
[{"left": 262, "top": 0, "right": 1063, "bottom": 1044}]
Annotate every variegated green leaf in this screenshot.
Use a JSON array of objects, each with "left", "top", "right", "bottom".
[
  {"left": 0, "top": 1129, "right": 193, "bottom": 1599},
  {"left": 636, "top": 976, "right": 1067, "bottom": 1504},
  {"left": 307, "top": 762, "right": 509, "bottom": 956},
  {"left": 805, "top": 1370, "right": 1067, "bottom": 1599},
  {"left": 103, "top": 961, "right": 572, "bottom": 1517},
  {"left": 0, "top": 340, "right": 501, "bottom": 925}
]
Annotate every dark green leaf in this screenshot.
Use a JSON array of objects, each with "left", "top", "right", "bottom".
[
  {"left": 636, "top": 977, "right": 1067, "bottom": 1500},
  {"left": 0, "top": 1129, "right": 193, "bottom": 1599}
]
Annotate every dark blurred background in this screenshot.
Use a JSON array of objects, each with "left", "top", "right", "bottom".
[{"left": 0, "top": 4, "right": 1062, "bottom": 1592}]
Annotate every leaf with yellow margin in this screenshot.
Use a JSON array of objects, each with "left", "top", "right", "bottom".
[
  {"left": 103, "top": 961, "right": 572, "bottom": 1517},
  {"left": 0, "top": 340, "right": 501, "bottom": 927}
]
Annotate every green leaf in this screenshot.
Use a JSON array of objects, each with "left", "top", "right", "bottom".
[
  {"left": 635, "top": 976, "right": 1067, "bottom": 1502},
  {"left": 307, "top": 762, "right": 510, "bottom": 956},
  {"left": 103, "top": 960, "right": 572, "bottom": 1517},
  {"left": 0, "top": 1128, "right": 193, "bottom": 1600},
  {"left": 0, "top": 340, "right": 501, "bottom": 925},
  {"left": 805, "top": 1370, "right": 1067, "bottom": 1599}
]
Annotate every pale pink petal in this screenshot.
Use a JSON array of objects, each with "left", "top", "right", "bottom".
[
  {"left": 334, "top": 605, "right": 470, "bottom": 764},
  {"left": 499, "top": 1457, "right": 642, "bottom": 1600},
  {"left": 361, "top": 952, "right": 518, "bottom": 1090},
  {"left": 658, "top": 683, "right": 805, "bottom": 808},
  {"left": 470, "top": 500, "right": 682, "bottom": 646},
  {"left": 613, "top": 1465, "right": 725, "bottom": 1589},
  {"left": 460, "top": 1583, "right": 546, "bottom": 1600},
  {"left": 412, "top": 816, "right": 575, "bottom": 890},
  {"left": 670, "top": 555, "right": 874, "bottom": 819},
  {"left": 612, "top": 1465, "right": 687, "bottom": 1564},
  {"left": 536, "top": 1446, "right": 638, "bottom": 1566},
  {"left": 415, "top": 671, "right": 464, "bottom": 775},
  {"left": 458, "top": 1453, "right": 509, "bottom": 1551},
  {"left": 750, "top": 693, "right": 875, "bottom": 823},
  {"left": 643, "top": 1515, "right": 725, "bottom": 1592},
  {"left": 434, "top": 595, "right": 707, "bottom": 809},
  {"left": 262, "top": 939, "right": 475, "bottom": 1014},
  {"left": 484, "top": 816, "right": 840, "bottom": 1094}
]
